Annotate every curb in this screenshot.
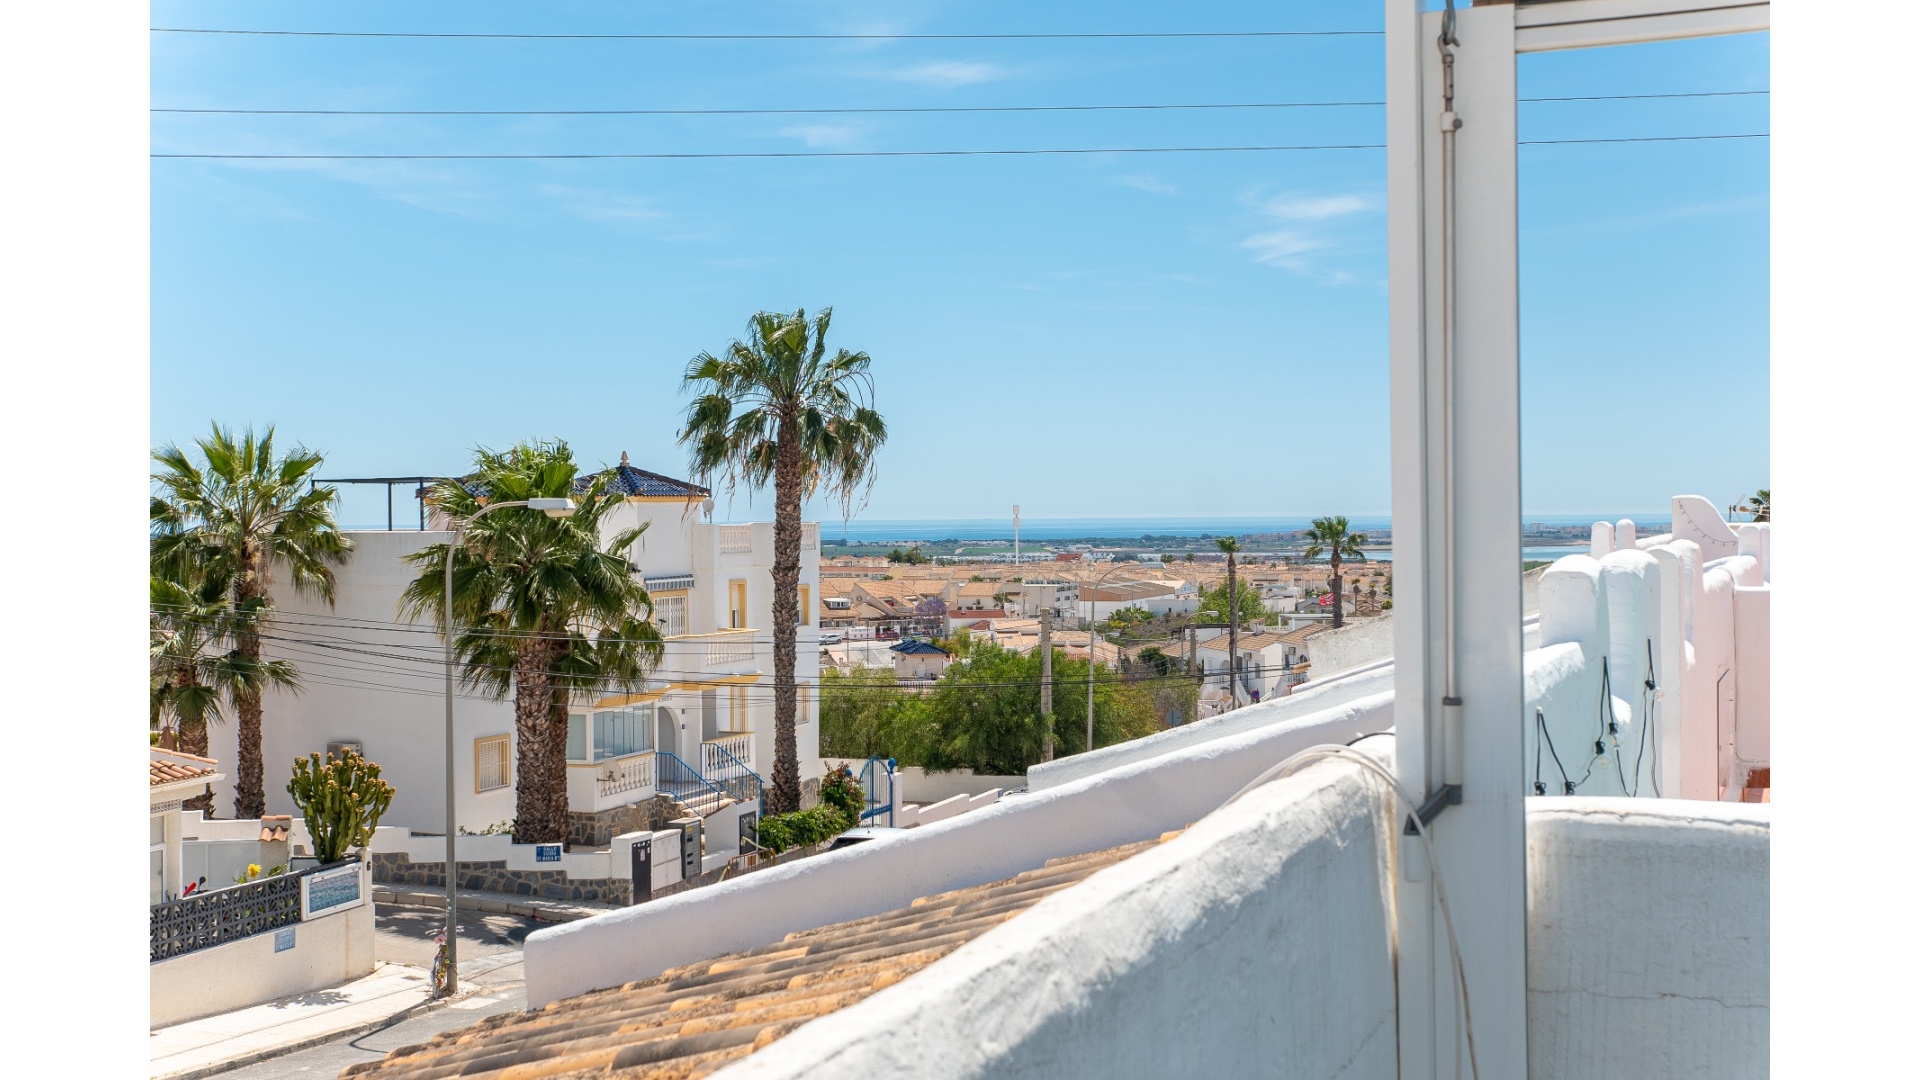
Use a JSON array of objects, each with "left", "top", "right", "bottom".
[
  {"left": 152, "top": 992, "right": 441, "bottom": 1080},
  {"left": 373, "top": 885, "right": 618, "bottom": 924}
]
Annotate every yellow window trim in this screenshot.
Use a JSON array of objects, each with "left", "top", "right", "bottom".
[
  {"left": 590, "top": 688, "right": 670, "bottom": 709},
  {"left": 474, "top": 735, "right": 511, "bottom": 794}
]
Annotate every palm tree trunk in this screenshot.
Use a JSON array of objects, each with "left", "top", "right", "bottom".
[
  {"left": 232, "top": 553, "right": 268, "bottom": 819},
  {"left": 766, "top": 417, "right": 804, "bottom": 815},
  {"left": 1225, "top": 554, "right": 1238, "bottom": 708},
  {"left": 511, "top": 638, "right": 562, "bottom": 843},
  {"left": 1330, "top": 553, "right": 1344, "bottom": 629}
]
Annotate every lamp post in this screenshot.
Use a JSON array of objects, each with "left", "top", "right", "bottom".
[
  {"left": 439, "top": 496, "right": 575, "bottom": 996},
  {"left": 1082, "top": 561, "right": 1131, "bottom": 755}
]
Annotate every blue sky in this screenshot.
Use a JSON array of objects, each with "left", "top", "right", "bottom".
[{"left": 150, "top": 2, "right": 1768, "bottom": 526}]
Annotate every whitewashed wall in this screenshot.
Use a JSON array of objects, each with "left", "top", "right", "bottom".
[
  {"left": 523, "top": 692, "right": 1392, "bottom": 1007},
  {"left": 150, "top": 876, "right": 374, "bottom": 1028},
  {"left": 721, "top": 757, "right": 1399, "bottom": 1080},
  {"left": 1526, "top": 798, "right": 1769, "bottom": 1080}
]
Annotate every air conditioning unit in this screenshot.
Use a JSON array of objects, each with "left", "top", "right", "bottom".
[{"left": 325, "top": 740, "right": 363, "bottom": 761}]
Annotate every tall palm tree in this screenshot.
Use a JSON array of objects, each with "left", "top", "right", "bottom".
[
  {"left": 1302, "top": 516, "right": 1369, "bottom": 630},
  {"left": 1215, "top": 537, "right": 1241, "bottom": 708},
  {"left": 680, "top": 308, "right": 888, "bottom": 814},
  {"left": 401, "top": 441, "right": 662, "bottom": 845},
  {"left": 1747, "top": 489, "right": 1770, "bottom": 522},
  {"left": 152, "top": 425, "right": 352, "bottom": 818}
]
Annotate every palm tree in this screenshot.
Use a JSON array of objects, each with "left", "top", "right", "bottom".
[
  {"left": 1747, "top": 489, "right": 1770, "bottom": 522},
  {"left": 1214, "top": 537, "right": 1241, "bottom": 708},
  {"left": 1302, "top": 516, "right": 1369, "bottom": 630},
  {"left": 401, "top": 441, "right": 662, "bottom": 845},
  {"left": 152, "top": 425, "right": 353, "bottom": 818},
  {"left": 150, "top": 570, "right": 300, "bottom": 813},
  {"left": 680, "top": 308, "right": 888, "bottom": 814}
]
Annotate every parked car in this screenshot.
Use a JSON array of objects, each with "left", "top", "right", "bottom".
[
  {"left": 819, "top": 630, "right": 844, "bottom": 644},
  {"left": 826, "top": 826, "right": 908, "bottom": 852}
]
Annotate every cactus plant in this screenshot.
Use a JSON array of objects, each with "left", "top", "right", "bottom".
[{"left": 287, "top": 749, "right": 395, "bottom": 864}]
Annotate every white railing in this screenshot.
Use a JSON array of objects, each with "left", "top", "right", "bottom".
[
  {"left": 596, "top": 751, "right": 656, "bottom": 798},
  {"left": 801, "top": 522, "right": 819, "bottom": 550},
  {"left": 703, "top": 732, "right": 754, "bottom": 777},
  {"left": 719, "top": 524, "right": 754, "bottom": 554},
  {"left": 706, "top": 629, "right": 756, "bottom": 666}
]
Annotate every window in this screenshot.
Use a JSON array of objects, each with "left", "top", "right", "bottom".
[
  {"left": 728, "top": 580, "right": 748, "bottom": 629},
  {"left": 798, "top": 683, "right": 813, "bottom": 725},
  {"left": 654, "top": 593, "right": 688, "bottom": 638},
  {"left": 593, "top": 705, "right": 653, "bottom": 760},
  {"left": 476, "top": 735, "right": 511, "bottom": 792},
  {"left": 798, "top": 584, "right": 811, "bottom": 626},
  {"left": 150, "top": 813, "right": 168, "bottom": 905},
  {"left": 730, "top": 684, "right": 748, "bottom": 730},
  {"left": 566, "top": 713, "right": 588, "bottom": 762}
]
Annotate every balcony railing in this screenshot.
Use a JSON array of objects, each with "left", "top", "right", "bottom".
[
  {"left": 718, "top": 524, "right": 754, "bottom": 554},
  {"left": 596, "top": 750, "right": 656, "bottom": 798},
  {"left": 801, "top": 522, "right": 819, "bottom": 550},
  {"left": 705, "top": 629, "right": 756, "bottom": 666},
  {"left": 702, "top": 731, "right": 754, "bottom": 777}
]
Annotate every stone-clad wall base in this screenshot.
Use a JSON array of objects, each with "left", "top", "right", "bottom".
[
  {"left": 567, "top": 795, "right": 681, "bottom": 847},
  {"left": 371, "top": 852, "right": 632, "bottom": 906}
]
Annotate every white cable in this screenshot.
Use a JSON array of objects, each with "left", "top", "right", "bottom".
[{"left": 1215, "top": 741, "right": 1480, "bottom": 1080}]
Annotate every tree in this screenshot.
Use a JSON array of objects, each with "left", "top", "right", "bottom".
[
  {"left": 917, "top": 644, "right": 1154, "bottom": 774},
  {"left": 152, "top": 425, "right": 353, "bottom": 818},
  {"left": 1746, "top": 488, "right": 1770, "bottom": 522},
  {"left": 818, "top": 666, "right": 930, "bottom": 761},
  {"left": 1302, "top": 516, "right": 1368, "bottom": 629},
  {"left": 400, "top": 441, "right": 662, "bottom": 844},
  {"left": 680, "top": 308, "right": 888, "bottom": 814},
  {"left": 1192, "top": 580, "right": 1266, "bottom": 626},
  {"left": 1214, "top": 537, "right": 1242, "bottom": 706}
]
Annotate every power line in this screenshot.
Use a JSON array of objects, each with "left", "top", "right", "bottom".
[
  {"left": 152, "top": 27, "right": 1383, "bottom": 41},
  {"left": 153, "top": 101, "right": 1385, "bottom": 117},
  {"left": 150, "top": 134, "right": 1768, "bottom": 161},
  {"left": 150, "top": 143, "right": 1389, "bottom": 160},
  {"left": 148, "top": 90, "right": 1767, "bottom": 118}
]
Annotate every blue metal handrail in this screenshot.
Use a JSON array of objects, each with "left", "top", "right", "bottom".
[
  {"left": 703, "top": 743, "right": 763, "bottom": 808},
  {"left": 655, "top": 751, "right": 726, "bottom": 806},
  {"left": 857, "top": 757, "right": 895, "bottom": 826}
]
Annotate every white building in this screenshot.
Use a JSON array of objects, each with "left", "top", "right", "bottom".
[{"left": 205, "top": 458, "right": 823, "bottom": 842}]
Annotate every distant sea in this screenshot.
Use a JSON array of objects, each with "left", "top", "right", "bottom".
[{"left": 818, "top": 514, "right": 1669, "bottom": 547}]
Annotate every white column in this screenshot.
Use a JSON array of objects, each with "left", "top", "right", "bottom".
[{"left": 1387, "top": 3, "right": 1528, "bottom": 1077}]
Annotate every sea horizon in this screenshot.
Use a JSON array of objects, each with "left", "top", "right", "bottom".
[{"left": 807, "top": 513, "right": 1672, "bottom": 545}]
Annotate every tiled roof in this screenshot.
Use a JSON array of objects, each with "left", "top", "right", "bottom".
[
  {"left": 1278, "top": 622, "right": 1332, "bottom": 646},
  {"left": 150, "top": 749, "right": 218, "bottom": 787},
  {"left": 344, "top": 838, "right": 1164, "bottom": 1080},
  {"left": 890, "top": 639, "right": 952, "bottom": 656},
  {"left": 588, "top": 458, "right": 710, "bottom": 499}
]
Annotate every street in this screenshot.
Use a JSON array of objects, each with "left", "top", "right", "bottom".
[{"left": 218, "top": 903, "right": 542, "bottom": 1078}]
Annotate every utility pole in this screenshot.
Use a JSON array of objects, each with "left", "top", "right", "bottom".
[{"left": 1038, "top": 609, "right": 1054, "bottom": 761}]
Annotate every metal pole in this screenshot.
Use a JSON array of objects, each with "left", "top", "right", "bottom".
[
  {"left": 441, "top": 498, "right": 529, "bottom": 997},
  {"left": 1038, "top": 609, "right": 1053, "bottom": 761}
]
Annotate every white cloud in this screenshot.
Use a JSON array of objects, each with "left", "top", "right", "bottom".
[
  {"left": 1252, "top": 192, "right": 1373, "bottom": 221},
  {"left": 881, "top": 61, "right": 1006, "bottom": 88},
  {"left": 1117, "top": 174, "right": 1178, "bottom": 196},
  {"left": 1240, "top": 230, "right": 1328, "bottom": 270},
  {"left": 537, "top": 184, "right": 667, "bottom": 224},
  {"left": 779, "top": 124, "right": 862, "bottom": 149}
]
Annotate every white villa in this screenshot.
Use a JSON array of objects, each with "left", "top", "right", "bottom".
[{"left": 202, "top": 456, "right": 824, "bottom": 842}]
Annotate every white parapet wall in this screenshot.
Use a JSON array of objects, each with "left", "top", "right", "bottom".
[
  {"left": 1026, "top": 662, "right": 1394, "bottom": 792},
  {"left": 1525, "top": 798, "right": 1769, "bottom": 1080},
  {"left": 719, "top": 754, "right": 1400, "bottom": 1080},
  {"left": 150, "top": 865, "right": 375, "bottom": 1029},
  {"left": 523, "top": 691, "right": 1393, "bottom": 1007}
]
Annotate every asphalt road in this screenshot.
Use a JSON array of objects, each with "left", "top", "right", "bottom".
[{"left": 219, "top": 904, "right": 542, "bottom": 1079}]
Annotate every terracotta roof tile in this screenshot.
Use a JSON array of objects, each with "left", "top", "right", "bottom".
[
  {"left": 150, "top": 749, "right": 218, "bottom": 787},
  {"left": 343, "top": 838, "right": 1166, "bottom": 1080}
]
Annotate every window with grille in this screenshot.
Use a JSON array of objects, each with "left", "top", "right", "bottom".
[
  {"left": 476, "top": 735, "right": 511, "bottom": 792},
  {"left": 654, "top": 593, "right": 688, "bottom": 637}
]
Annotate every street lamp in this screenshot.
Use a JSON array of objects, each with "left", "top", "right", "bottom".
[
  {"left": 439, "top": 496, "right": 574, "bottom": 996},
  {"left": 1082, "top": 561, "right": 1132, "bottom": 756}
]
